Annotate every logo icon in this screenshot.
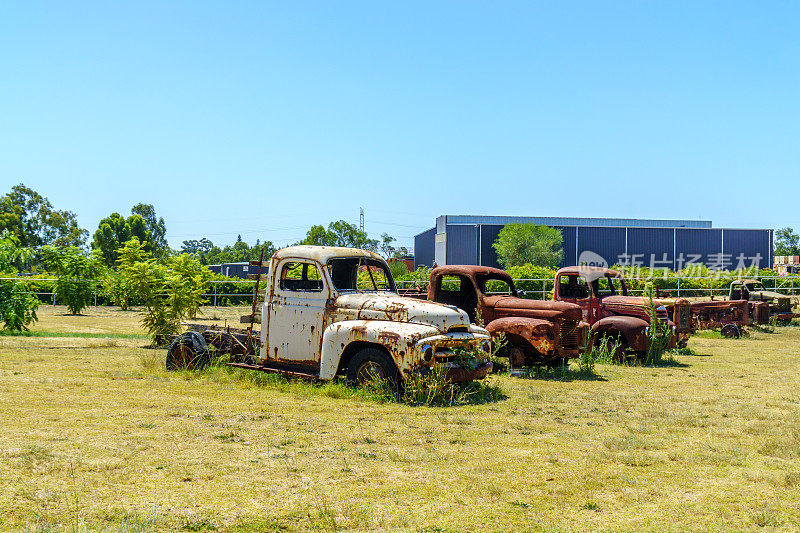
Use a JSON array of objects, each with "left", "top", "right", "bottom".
[{"left": 577, "top": 251, "right": 608, "bottom": 282}]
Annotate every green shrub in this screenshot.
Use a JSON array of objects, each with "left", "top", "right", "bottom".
[
  {"left": 0, "top": 230, "right": 39, "bottom": 331},
  {"left": 124, "top": 252, "right": 212, "bottom": 342},
  {"left": 40, "top": 246, "right": 104, "bottom": 315},
  {"left": 0, "top": 280, "right": 39, "bottom": 331}
]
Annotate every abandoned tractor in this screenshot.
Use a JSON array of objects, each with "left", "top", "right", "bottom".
[
  {"left": 421, "top": 266, "right": 585, "bottom": 368},
  {"left": 553, "top": 266, "right": 692, "bottom": 354},
  {"left": 729, "top": 279, "right": 798, "bottom": 323},
  {"left": 166, "top": 246, "right": 492, "bottom": 384},
  {"left": 686, "top": 299, "right": 752, "bottom": 338}
]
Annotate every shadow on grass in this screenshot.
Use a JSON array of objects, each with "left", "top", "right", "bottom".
[
  {"left": 506, "top": 367, "right": 608, "bottom": 382},
  {"left": 159, "top": 359, "right": 508, "bottom": 407}
]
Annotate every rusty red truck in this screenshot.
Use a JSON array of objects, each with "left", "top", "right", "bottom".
[
  {"left": 553, "top": 266, "right": 692, "bottom": 354},
  {"left": 415, "top": 265, "right": 585, "bottom": 368}
]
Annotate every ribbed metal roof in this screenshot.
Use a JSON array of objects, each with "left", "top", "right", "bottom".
[{"left": 438, "top": 214, "right": 712, "bottom": 229}]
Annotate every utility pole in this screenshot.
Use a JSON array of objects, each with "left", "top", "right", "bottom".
[{"left": 360, "top": 207, "right": 364, "bottom": 233}]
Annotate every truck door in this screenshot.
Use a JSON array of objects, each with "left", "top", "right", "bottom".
[
  {"left": 557, "top": 274, "right": 593, "bottom": 321},
  {"left": 266, "top": 259, "right": 329, "bottom": 366}
]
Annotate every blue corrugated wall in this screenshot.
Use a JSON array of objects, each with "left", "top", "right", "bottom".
[{"left": 413, "top": 223, "right": 772, "bottom": 271}]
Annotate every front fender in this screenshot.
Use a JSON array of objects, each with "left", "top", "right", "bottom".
[
  {"left": 592, "top": 315, "right": 649, "bottom": 352},
  {"left": 485, "top": 316, "right": 556, "bottom": 356},
  {"left": 319, "top": 320, "right": 438, "bottom": 380}
]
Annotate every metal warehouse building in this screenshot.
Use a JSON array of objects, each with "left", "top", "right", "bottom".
[{"left": 414, "top": 215, "right": 773, "bottom": 271}]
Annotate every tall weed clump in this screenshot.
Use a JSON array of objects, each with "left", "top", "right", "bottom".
[
  {"left": 643, "top": 283, "right": 672, "bottom": 366},
  {"left": 363, "top": 365, "right": 505, "bottom": 407},
  {"left": 578, "top": 330, "right": 622, "bottom": 373}
]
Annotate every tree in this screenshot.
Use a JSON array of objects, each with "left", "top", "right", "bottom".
[
  {"left": 493, "top": 224, "right": 563, "bottom": 269},
  {"left": 0, "top": 184, "right": 87, "bottom": 247},
  {"left": 102, "top": 237, "right": 151, "bottom": 310},
  {"left": 202, "top": 238, "right": 275, "bottom": 266},
  {"left": 41, "top": 246, "right": 104, "bottom": 315},
  {"left": 131, "top": 203, "right": 168, "bottom": 258},
  {"left": 122, "top": 252, "right": 212, "bottom": 342},
  {"left": 300, "top": 220, "right": 379, "bottom": 251},
  {"left": 0, "top": 230, "right": 39, "bottom": 331},
  {"left": 380, "top": 233, "right": 396, "bottom": 258},
  {"left": 775, "top": 227, "right": 800, "bottom": 256},
  {"left": 92, "top": 212, "right": 150, "bottom": 266},
  {"left": 181, "top": 238, "right": 214, "bottom": 256}
]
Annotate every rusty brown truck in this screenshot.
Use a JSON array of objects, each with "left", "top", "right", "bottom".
[
  {"left": 420, "top": 265, "right": 585, "bottom": 368},
  {"left": 553, "top": 266, "right": 692, "bottom": 353}
]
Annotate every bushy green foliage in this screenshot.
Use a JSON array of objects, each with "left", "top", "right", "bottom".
[
  {"left": 300, "top": 220, "right": 378, "bottom": 251},
  {"left": 775, "top": 227, "right": 800, "bottom": 256},
  {"left": 0, "top": 281, "right": 39, "bottom": 331},
  {"left": 388, "top": 260, "right": 409, "bottom": 280},
  {"left": 493, "top": 224, "right": 563, "bottom": 269},
  {"left": 131, "top": 203, "right": 168, "bottom": 259},
  {"left": 92, "top": 212, "right": 151, "bottom": 266},
  {"left": 0, "top": 230, "right": 39, "bottom": 330},
  {"left": 189, "top": 238, "right": 276, "bottom": 266},
  {"left": 0, "top": 183, "right": 87, "bottom": 247},
  {"left": 123, "top": 252, "right": 212, "bottom": 341},
  {"left": 100, "top": 237, "right": 151, "bottom": 310},
  {"left": 41, "top": 246, "right": 104, "bottom": 315}
]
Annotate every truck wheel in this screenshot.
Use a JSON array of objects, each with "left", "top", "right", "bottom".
[
  {"left": 720, "top": 324, "right": 741, "bottom": 339},
  {"left": 347, "top": 348, "right": 400, "bottom": 385},
  {"left": 166, "top": 331, "right": 210, "bottom": 370}
]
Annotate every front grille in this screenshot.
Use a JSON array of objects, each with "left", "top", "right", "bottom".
[
  {"left": 560, "top": 318, "right": 579, "bottom": 349},
  {"left": 677, "top": 303, "right": 690, "bottom": 329}
]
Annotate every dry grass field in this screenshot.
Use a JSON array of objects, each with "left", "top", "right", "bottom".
[{"left": 1, "top": 306, "right": 799, "bottom": 532}]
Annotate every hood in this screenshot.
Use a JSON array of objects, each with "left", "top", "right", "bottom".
[
  {"left": 601, "top": 295, "right": 670, "bottom": 320},
  {"left": 334, "top": 293, "right": 470, "bottom": 333},
  {"left": 484, "top": 296, "right": 582, "bottom": 321},
  {"left": 751, "top": 290, "right": 788, "bottom": 301}
]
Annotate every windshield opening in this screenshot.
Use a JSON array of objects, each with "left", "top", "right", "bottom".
[
  {"left": 327, "top": 257, "right": 396, "bottom": 293},
  {"left": 476, "top": 274, "right": 517, "bottom": 296},
  {"left": 592, "top": 275, "right": 623, "bottom": 297}
]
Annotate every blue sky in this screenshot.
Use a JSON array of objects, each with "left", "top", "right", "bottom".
[{"left": 1, "top": 2, "right": 798, "bottom": 251}]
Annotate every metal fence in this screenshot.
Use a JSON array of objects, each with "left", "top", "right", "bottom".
[{"left": 7, "top": 276, "right": 799, "bottom": 306}]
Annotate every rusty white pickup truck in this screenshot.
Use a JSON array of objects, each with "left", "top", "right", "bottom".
[{"left": 166, "top": 246, "right": 492, "bottom": 384}]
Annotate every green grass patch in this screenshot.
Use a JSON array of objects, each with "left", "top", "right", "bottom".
[{"left": 162, "top": 356, "right": 506, "bottom": 407}]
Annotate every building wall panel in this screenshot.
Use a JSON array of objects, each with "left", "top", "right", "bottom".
[
  {"left": 445, "top": 224, "right": 479, "bottom": 265},
  {"left": 577, "top": 227, "right": 626, "bottom": 267},
  {"left": 413, "top": 227, "right": 436, "bottom": 268},
  {"left": 627, "top": 227, "right": 674, "bottom": 269}
]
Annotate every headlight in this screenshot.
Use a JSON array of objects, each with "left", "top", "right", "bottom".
[
  {"left": 421, "top": 344, "right": 433, "bottom": 363},
  {"left": 480, "top": 340, "right": 491, "bottom": 353}
]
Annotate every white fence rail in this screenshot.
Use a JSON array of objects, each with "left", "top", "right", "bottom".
[{"left": 4, "top": 276, "right": 799, "bottom": 306}]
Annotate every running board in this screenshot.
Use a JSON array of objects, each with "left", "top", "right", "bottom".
[{"left": 227, "top": 362, "right": 320, "bottom": 380}]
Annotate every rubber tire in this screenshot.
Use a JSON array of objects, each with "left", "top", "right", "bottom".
[
  {"left": 720, "top": 324, "right": 741, "bottom": 339},
  {"left": 346, "top": 347, "right": 400, "bottom": 385},
  {"left": 166, "top": 331, "right": 210, "bottom": 370}
]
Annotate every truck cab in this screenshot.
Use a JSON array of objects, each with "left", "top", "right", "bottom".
[{"left": 553, "top": 266, "right": 690, "bottom": 353}]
